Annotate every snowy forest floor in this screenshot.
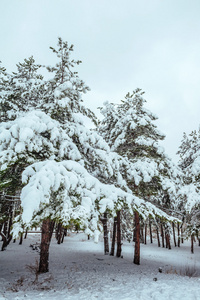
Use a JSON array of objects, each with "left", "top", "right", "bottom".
[{"left": 1, "top": 233, "right": 200, "bottom": 300}]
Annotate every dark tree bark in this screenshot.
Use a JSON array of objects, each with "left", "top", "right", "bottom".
[
  {"left": 149, "top": 220, "right": 153, "bottom": 243},
  {"left": 24, "top": 228, "right": 28, "bottom": 239},
  {"left": 1, "top": 232, "right": 7, "bottom": 251},
  {"left": 172, "top": 222, "right": 176, "bottom": 247},
  {"left": 57, "top": 223, "right": 63, "bottom": 244},
  {"left": 49, "top": 220, "right": 55, "bottom": 243},
  {"left": 156, "top": 225, "right": 160, "bottom": 247},
  {"left": 39, "top": 219, "right": 51, "bottom": 273},
  {"left": 116, "top": 211, "right": 122, "bottom": 258},
  {"left": 178, "top": 223, "right": 180, "bottom": 247},
  {"left": 3, "top": 220, "right": 7, "bottom": 238},
  {"left": 165, "top": 233, "right": 171, "bottom": 250},
  {"left": 0, "top": 223, "right": 11, "bottom": 251},
  {"left": 161, "top": 223, "right": 165, "bottom": 248},
  {"left": 0, "top": 220, "right": 12, "bottom": 251},
  {"left": 61, "top": 228, "right": 67, "bottom": 243},
  {"left": 110, "top": 216, "right": 117, "bottom": 256},
  {"left": 181, "top": 226, "right": 184, "bottom": 243},
  {"left": 103, "top": 212, "right": 109, "bottom": 255},
  {"left": 140, "top": 221, "right": 144, "bottom": 243},
  {"left": 19, "top": 232, "right": 23, "bottom": 245},
  {"left": 191, "top": 235, "right": 194, "bottom": 254},
  {"left": 133, "top": 211, "right": 140, "bottom": 265},
  {"left": 144, "top": 224, "right": 147, "bottom": 245}
]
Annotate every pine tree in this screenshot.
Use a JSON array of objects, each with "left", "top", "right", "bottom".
[
  {"left": 98, "top": 88, "right": 180, "bottom": 264},
  {"left": 0, "top": 40, "right": 179, "bottom": 272},
  {"left": 178, "top": 128, "right": 200, "bottom": 241},
  {"left": 0, "top": 57, "right": 44, "bottom": 123}
]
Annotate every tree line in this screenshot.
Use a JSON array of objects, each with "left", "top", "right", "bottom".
[{"left": 0, "top": 38, "right": 199, "bottom": 273}]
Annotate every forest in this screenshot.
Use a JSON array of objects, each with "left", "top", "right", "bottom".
[{"left": 0, "top": 38, "right": 200, "bottom": 299}]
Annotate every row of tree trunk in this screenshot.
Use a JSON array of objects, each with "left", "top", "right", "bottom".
[
  {"left": 0, "top": 209, "right": 196, "bottom": 274},
  {"left": 102, "top": 212, "right": 193, "bottom": 266}
]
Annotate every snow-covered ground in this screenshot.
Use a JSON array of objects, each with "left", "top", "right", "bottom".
[{"left": 1, "top": 233, "right": 200, "bottom": 300}]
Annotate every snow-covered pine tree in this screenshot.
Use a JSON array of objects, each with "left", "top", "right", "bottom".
[
  {"left": 98, "top": 88, "right": 181, "bottom": 263},
  {"left": 0, "top": 39, "right": 178, "bottom": 271},
  {"left": 178, "top": 129, "right": 200, "bottom": 245},
  {"left": 0, "top": 57, "right": 44, "bottom": 123}
]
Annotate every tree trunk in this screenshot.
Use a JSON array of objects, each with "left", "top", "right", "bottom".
[
  {"left": 24, "top": 228, "right": 28, "bottom": 239},
  {"left": 61, "top": 228, "right": 67, "bottom": 243},
  {"left": 191, "top": 235, "right": 194, "bottom": 254},
  {"left": 149, "top": 220, "right": 153, "bottom": 243},
  {"left": 19, "top": 232, "right": 23, "bottom": 245},
  {"left": 172, "top": 222, "right": 176, "bottom": 247},
  {"left": 103, "top": 212, "right": 109, "bottom": 255},
  {"left": 0, "top": 227, "right": 8, "bottom": 251},
  {"left": 140, "top": 222, "right": 144, "bottom": 243},
  {"left": 0, "top": 223, "right": 12, "bottom": 251},
  {"left": 49, "top": 220, "right": 55, "bottom": 243},
  {"left": 156, "top": 225, "right": 160, "bottom": 247},
  {"left": 57, "top": 223, "right": 63, "bottom": 244},
  {"left": 168, "top": 235, "right": 171, "bottom": 250},
  {"left": 110, "top": 216, "right": 117, "bottom": 256},
  {"left": 181, "top": 226, "right": 184, "bottom": 243},
  {"left": 3, "top": 221, "right": 7, "bottom": 239},
  {"left": 161, "top": 223, "right": 165, "bottom": 248},
  {"left": 177, "top": 223, "right": 180, "bottom": 247},
  {"left": 133, "top": 211, "right": 140, "bottom": 265},
  {"left": 7, "top": 206, "right": 13, "bottom": 242},
  {"left": 144, "top": 224, "right": 147, "bottom": 245},
  {"left": 166, "top": 233, "right": 171, "bottom": 250},
  {"left": 39, "top": 219, "right": 51, "bottom": 273},
  {"left": 116, "top": 211, "right": 122, "bottom": 257}
]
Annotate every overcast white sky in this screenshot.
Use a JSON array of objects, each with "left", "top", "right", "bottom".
[{"left": 1, "top": 0, "right": 200, "bottom": 162}]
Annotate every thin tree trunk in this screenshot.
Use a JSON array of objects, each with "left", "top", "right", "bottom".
[
  {"left": 116, "top": 211, "right": 122, "bottom": 257},
  {"left": 181, "top": 226, "right": 184, "bottom": 243},
  {"left": 161, "top": 223, "right": 165, "bottom": 248},
  {"left": 19, "top": 232, "right": 23, "bottom": 245},
  {"left": 166, "top": 233, "right": 171, "bottom": 250},
  {"left": 39, "top": 219, "right": 51, "bottom": 273},
  {"left": 24, "top": 228, "right": 28, "bottom": 239},
  {"left": 61, "top": 228, "right": 67, "bottom": 243},
  {"left": 7, "top": 206, "right": 13, "bottom": 242},
  {"left": 49, "top": 220, "right": 55, "bottom": 242},
  {"left": 0, "top": 228, "right": 8, "bottom": 251},
  {"left": 110, "top": 216, "right": 117, "bottom": 256},
  {"left": 156, "top": 225, "right": 160, "bottom": 247},
  {"left": 103, "top": 212, "right": 109, "bottom": 255},
  {"left": 144, "top": 224, "right": 147, "bottom": 245},
  {"left": 133, "top": 211, "right": 140, "bottom": 265},
  {"left": 3, "top": 221, "right": 7, "bottom": 239},
  {"left": 178, "top": 223, "right": 180, "bottom": 247},
  {"left": 149, "top": 220, "right": 153, "bottom": 243},
  {"left": 165, "top": 230, "right": 168, "bottom": 248},
  {"left": 1, "top": 219, "right": 12, "bottom": 250},
  {"left": 168, "top": 235, "right": 171, "bottom": 250},
  {"left": 57, "top": 223, "right": 63, "bottom": 244},
  {"left": 191, "top": 235, "right": 194, "bottom": 254},
  {"left": 140, "top": 222, "right": 144, "bottom": 243},
  {"left": 172, "top": 223, "right": 176, "bottom": 247}
]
